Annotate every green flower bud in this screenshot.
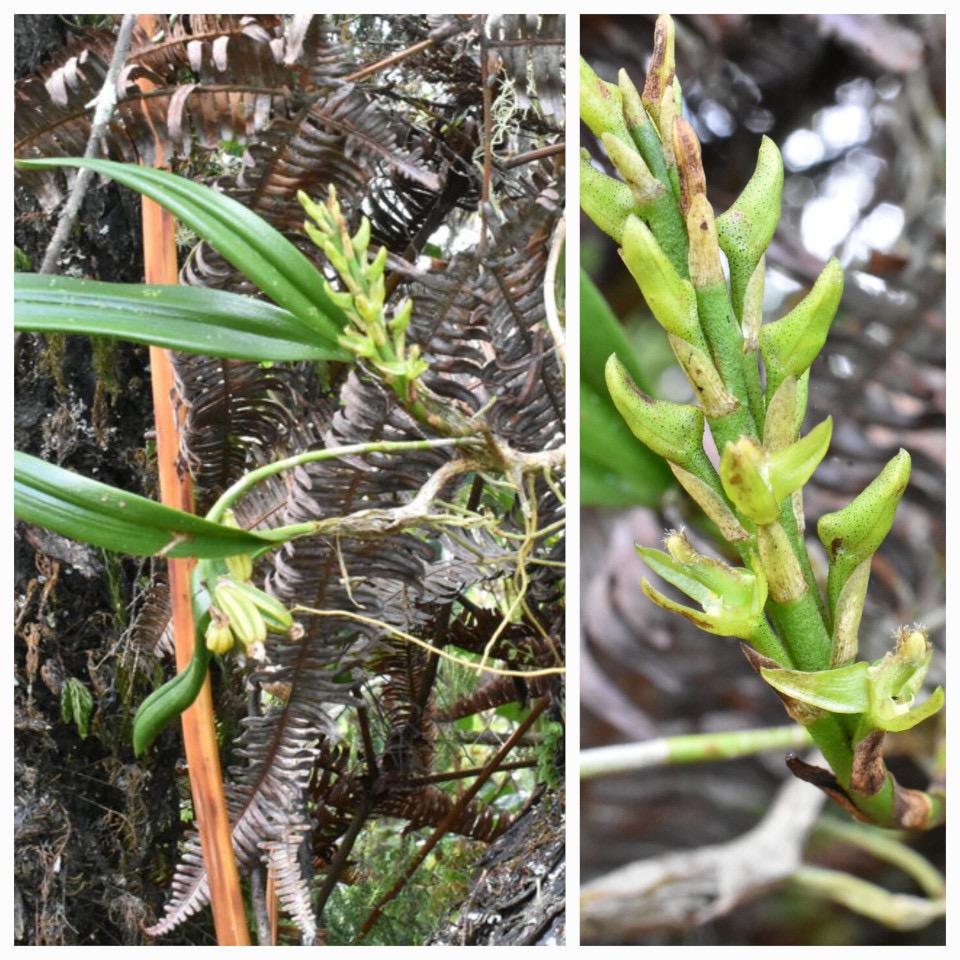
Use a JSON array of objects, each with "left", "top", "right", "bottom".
[
  {"left": 580, "top": 56, "right": 632, "bottom": 145},
  {"left": 760, "top": 257, "right": 843, "bottom": 398},
  {"left": 817, "top": 449, "right": 911, "bottom": 617},
  {"left": 580, "top": 151, "right": 639, "bottom": 243},
  {"left": 720, "top": 420, "right": 832, "bottom": 525},
  {"left": 378, "top": 354, "right": 429, "bottom": 380},
  {"left": 322, "top": 281, "right": 358, "bottom": 312},
  {"left": 297, "top": 190, "right": 330, "bottom": 233},
  {"left": 720, "top": 435, "right": 779, "bottom": 524},
  {"left": 865, "top": 626, "right": 944, "bottom": 733},
  {"left": 389, "top": 297, "right": 414, "bottom": 336},
  {"left": 205, "top": 611, "right": 235, "bottom": 655},
  {"left": 767, "top": 416, "right": 832, "bottom": 501},
  {"left": 716, "top": 136, "right": 783, "bottom": 320},
  {"left": 637, "top": 535, "right": 767, "bottom": 639},
  {"left": 620, "top": 215, "right": 702, "bottom": 346},
  {"left": 367, "top": 245, "right": 389, "bottom": 283},
  {"left": 605, "top": 354, "right": 707, "bottom": 472},
  {"left": 352, "top": 216, "right": 371, "bottom": 257},
  {"left": 225, "top": 551, "right": 254, "bottom": 583},
  {"left": 339, "top": 327, "right": 378, "bottom": 359},
  {"left": 641, "top": 14, "right": 676, "bottom": 126}
]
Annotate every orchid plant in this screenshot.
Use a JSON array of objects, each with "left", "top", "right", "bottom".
[{"left": 580, "top": 15, "right": 944, "bottom": 831}]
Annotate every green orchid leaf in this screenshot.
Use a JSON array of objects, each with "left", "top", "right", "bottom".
[
  {"left": 581, "top": 269, "right": 655, "bottom": 399},
  {"left": 580, "top": 376, "right": 672, "bottom": 507},
  {"left": 15, "top": 157, "right": 350, "bottom": 345},
  {"left": 15, "top": 451, "right": 277, "bottom": 559},
  {"left": 14, "top": 274, "right": 350, "bottom": 362}
]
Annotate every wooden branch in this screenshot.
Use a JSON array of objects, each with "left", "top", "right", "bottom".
[
  {"left": 39, "top": 14, "right": 137, "bottom": 275},
  {"left": 580, "top": 763, "right": 827, "bottom": 941}
]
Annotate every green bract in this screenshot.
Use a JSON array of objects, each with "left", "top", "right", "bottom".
[
  {"left": 620, "top": 215, "right": 701, "bottom": 345},
  {"left": 818, "top": 449, "right": 912, "bottom": 616},
  {"left": 761, "top": 627, "right": 944, "bottom": 736},
  {"left": 760, "top": 257, "right": 844, "bottom": 399},
  {"left": 579, "top": 151, "right": 640, "bottom": 244},
  {"left": 580, "top": 56, "right": 632, "bottom": 146},
  {"left": 716, "top": 135, "right": 784, "bottom": 321},
  {"left": 605, "top": 354, "right": 711, "bottom": 475}
]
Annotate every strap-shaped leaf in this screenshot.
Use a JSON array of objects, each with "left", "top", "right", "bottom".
[
  {"left": 15, "top": 451, "right": 276, "bottom": 558},
  {"left": 15, "top": 274, "right": 350, "bottom": 362},
  {"left": 15, "top": 157, "right": 350, "bottom": 345}
]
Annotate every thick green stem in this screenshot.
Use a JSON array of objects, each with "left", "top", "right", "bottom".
[
  {"left": 766, "top": 592, "right": 831, "bottom": 672},
  {"left": 776, "top": 495, "right": 831, "bottom": 638}
]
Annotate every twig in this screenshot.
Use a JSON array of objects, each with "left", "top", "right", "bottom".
[
  {"left": 39, "top": 14, "right": 137, "bottom": 275},
  {"left": 581, "top": 760, "right": 827, "bottom": 941},
  {"left": 343, "top": 17, "right": 473, "bottom": 83},
  {"left": 543, "top": 215, "right": 566, "bottom": 370},
  {"left": 789, "top": 865, "right": 946, "bottom": 931},
  {"left": 502, "top": 142, "right": 566, "bottom": 168},
  {"left": 581, "top": 724, "right": 812, "bottom": 779},
  {"left": 293, "top": 607, "right": 565, "bottom": 679}
]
